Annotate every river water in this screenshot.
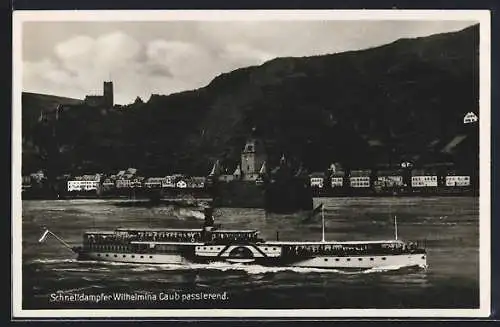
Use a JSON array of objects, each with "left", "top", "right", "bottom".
[{"left": 20, "top": 197, "right": 479, "bottom": 309}]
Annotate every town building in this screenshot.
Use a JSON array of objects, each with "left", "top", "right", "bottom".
[
  {"left": 176, "top": 180, "right": 188, "bottom": 188},
  {"left": 67, "top": 174, "right": 101, "bottom": 192},
  {"left": 162, "top": 175, "right": 177, "bottom": 188},
  {"left": 329, "top": 169, "right": 345, "bottom": 188},
  {"left": 188, "top": 177, "right": 206, "bottom": 189},
  {"left": 445, "top": 175, "right": 471, "bottom": 187},
  {"left": 30, "top": 170, "right": 46, "bottom": 184},
  {"left": 130, "top": 176, "right": 145, "bottom": 188},
  {"left": 463, "top": 112, "right": 478, "bottom": 124},
  {"left": 241, "top": 138, "right": 267, "bottom": 181},
  {"left": 115, "top": 178, "right": 132, "bottom": 189},
  {"left": 102, "top": 178, "right": 115, "bottom": 190},
  {"left": 309, "top": 172, "right": 325, "bottom": 188},
  {"left": 411, "top": 169, "right": 438, "bottom": 188},
  {"left": 144, "top": 177, "right": 164, "bottom": 188},
  {"left": 349, "top": 170, "right": 371, "bottom": 188},
  {"left": 376, "top": 169, "right": 404, "bottom": 188}
]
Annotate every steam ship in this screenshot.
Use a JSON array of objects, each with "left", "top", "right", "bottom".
[{"left": 39, "top": 206, "right": 427, "bottom": 270}]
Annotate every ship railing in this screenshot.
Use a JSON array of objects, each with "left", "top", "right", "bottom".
[{"left": 280, "top": 245, "right": 426, "bottom": 257}]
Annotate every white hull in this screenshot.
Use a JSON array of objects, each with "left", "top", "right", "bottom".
[
  {"left": 292, "top": 253, "right": 426, "bottom": 269},
  {"left": 84, "top": 252, "right": 188, "bottom": 265},
  {"left": 80, "top": 251, "right": 426, "bottom": 269}
]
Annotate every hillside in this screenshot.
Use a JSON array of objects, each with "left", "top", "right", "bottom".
[{"left": 21, "top": 24, "right": 479, "bottom": 177}]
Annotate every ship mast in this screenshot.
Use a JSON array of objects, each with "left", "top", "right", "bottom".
[
  {"left": 321, "top": 204, "right": 325, "bottom": 242},
  {"left": 394, "top": 215, "right": 398, "bottom": 240}
]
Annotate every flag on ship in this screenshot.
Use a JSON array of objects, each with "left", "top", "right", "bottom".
[{"left": 38, "top": 229, "right": 49, "bottom": 243}]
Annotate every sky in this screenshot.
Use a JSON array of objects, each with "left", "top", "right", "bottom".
[{"left": 21, "top": 20, "right": 476, "bottom": 105}]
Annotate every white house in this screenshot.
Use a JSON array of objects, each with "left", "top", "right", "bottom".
[
  {"left": 67, "top": 174, "right": 101, "bottom": 192},
  {"left": 377, "top": 175, "right": 404, "bottom": 187},
  {"left": 310, "top": 173, "right": 325, "bottom": 188},
  {"left": 331, "top": 177, "right": 344, "bottom": 187},
  {"left": 445, "top": 175, "right": 471, "bottom": 187},
  {"left": 115, "top": 178, "right": 131, "bottom": 189},
  {"left": 162, "top": 175, "right": 177, "bottom": 188},
  {"left": 411, "top": 176, "right": 438, "bottom": 187},
  {"left": 350, "top": 176, "right": 370, "bottom": 188},
  {"left": 463, "top": 112, "right": 478, "bottom": 124}
]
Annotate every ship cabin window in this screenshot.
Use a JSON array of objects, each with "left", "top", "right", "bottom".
[
  {"left": 335, "top": 258, "right": 340, "bottom": 261},
  {"left": 358, "top": 258, "right": 362, "bottom": 261},
  {"left": 370, "top": 258, "right": 374, "bottom": 261},
  {"left": 382, "top": 257, "right": 387, "bottom": 260},
  {"left": 140, "top": 256, "right": 144, "bottom": 259},
  {"left": 149, "top": 256, "right": 153, "bottom": 259},
  {"left": 324, "top": 258, "right": 328, "bottom": 262},
  {"left": 347, "top": 258, "right": 351, "bottom": 261}
]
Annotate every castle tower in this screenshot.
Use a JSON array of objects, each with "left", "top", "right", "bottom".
[
  {"left": 241, "top": 138, "right": 267, "bottom": 181},
  {"left": 103, "top": 81, "right": 114, "bottom": 108}
]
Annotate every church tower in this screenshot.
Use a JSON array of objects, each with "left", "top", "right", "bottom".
[
  {"left": 103, "top": 81, "right": 114, "bottom": 108},
  {"left": 241, "top": 138, "right": 267, "bottom": 181}
]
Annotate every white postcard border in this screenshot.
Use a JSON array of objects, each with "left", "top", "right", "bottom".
[{"left": 12, "top": 9, "right": 492, "bottom": 319}]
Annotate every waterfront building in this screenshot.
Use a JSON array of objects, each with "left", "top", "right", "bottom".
[
  {"left": 309, "top": 172, "right": 325, "bottom": 189},
  {"left": 445, "top": 175, "right": 471, "bottom": 187},
  {"left": 411, "top": 169, "right": 438, "bottom": 188},
  {"left": 130, "top": 177, "right": 145, "bottom": 188},
  {"left": 115, "top": 178, "right": 131, "bottom": 189},
  {"left": 67, "top": 174, "right": 101, "bottom": 192},
  {"left": 162, "top": 175, "right": 176, "bottom": 188},
  {"left": 102, "top": 178, "right": 115, "bottom": 190},
  {"left": 349, "top": 170, "right": 371, "bottom": 188},
  {"left": 176, "top": 180, "right": 188, "bottom": 188},
  {"left": 188, "top": 177, "right": 206, "bottom": 189},
  {"left": 144, "top": 177, "right": 163, "bottom": 188},
  {"left": 376, "top": 169, "right": 404, "bottom": 188}
]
